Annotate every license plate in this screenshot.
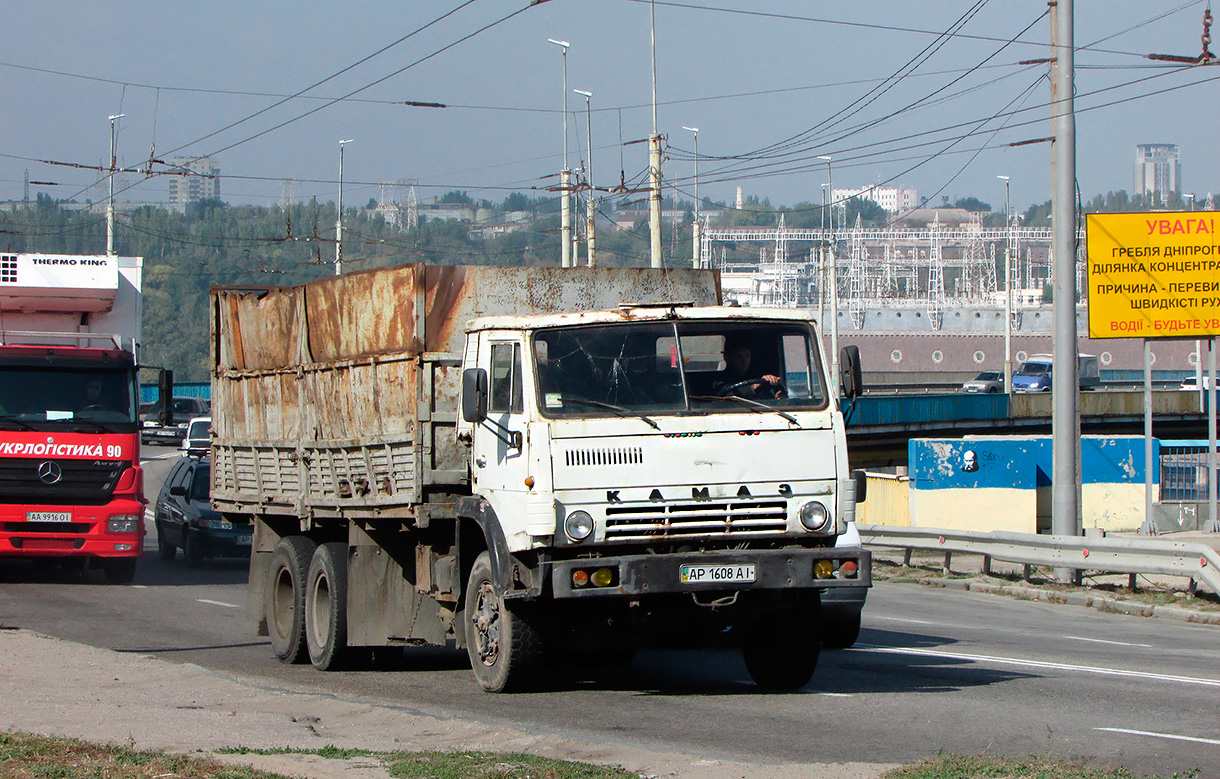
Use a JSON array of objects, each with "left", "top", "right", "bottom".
[
  {"left": 237, "top": 535, "right": 252, "bottom": 546},
  {"left": 680, "top": 563, "right": 755, "bottom": 584},
  {"left": 27, "top": 512, "right": 71, "bottom": 522}
]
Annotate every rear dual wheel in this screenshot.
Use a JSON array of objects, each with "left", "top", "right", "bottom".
[
  {"left": 305, "top": 542, "right": 352, "bottom": 671},
  {"left": 266, "top": 536, "right": 317, "bottom": 664}
]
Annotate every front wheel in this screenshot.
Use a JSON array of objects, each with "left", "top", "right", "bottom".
[
  {"left": 183, "top": 531, "right": 204, "bottom": 566},
  {"left": 464, "top": 551, "right": 541, "bottom": 692},
  {"left": 820, "top": 614, "right": 862, "bottom": 649},
  {"left": 741, "top": 617, "right": 820, "bottom": 690},
  {"left": 266, "top": 535, "right": 317, "bottom": 664},
  {"left": 306, "top": 542, "right": 351, "bottom": 671},
  {"left": 156, "top": 527, "right": 175, "bottom": 561},
  {"left": 101, "top": 557, "right": 138, "bottom": 585}
]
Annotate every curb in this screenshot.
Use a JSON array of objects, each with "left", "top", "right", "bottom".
[{"left": 906, "top": 575, "right": 1220, "bottom": 625}]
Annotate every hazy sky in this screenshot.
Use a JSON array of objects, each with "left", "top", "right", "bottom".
[{"left": 2, "top": 1, "right": 1216, "bottom": 216}]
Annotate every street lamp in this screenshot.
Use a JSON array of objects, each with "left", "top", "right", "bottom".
[
  {"left": 574, "top": 89, "right": 595, "bottom": 267},
  {"left": 107, "top": 113, "right": 125, "bottom": 257},
  {"left": 818, "top": 155, "right": 838, "bottom": 395},
  {"left": 997, "top": 175, "right": 1012, "bottom": 393},
  {"left": 548, "top": 38, "right": 574, "bottom": 268},
  {"left": 682, "top": 126, "right": 700, "bottom": 268},
  {"left": 335, "top": 139, "right": 354, "bottom": 276}
]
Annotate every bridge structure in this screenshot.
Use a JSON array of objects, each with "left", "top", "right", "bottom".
[{"left": 844, "top": 388, "right": 1209, "bottom": 467}]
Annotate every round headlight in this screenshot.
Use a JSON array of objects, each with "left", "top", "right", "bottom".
[
  {"left": 799, "top": 501, "right": 830, "bottom": 532},
  {"left": 564, "top": 510, "right": 594, "bottom": 542}
]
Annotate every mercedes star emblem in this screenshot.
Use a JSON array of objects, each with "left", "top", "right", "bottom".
[{"left": 37, "top": 461, "right": 63, "bottom": 485}]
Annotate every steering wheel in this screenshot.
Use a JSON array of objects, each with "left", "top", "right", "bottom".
[{"left": 718, "top": 376, "right": 786, "bottom": 398}]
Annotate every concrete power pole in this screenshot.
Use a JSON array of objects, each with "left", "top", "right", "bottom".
[
  {"left": 548, "top": 39, "right": 573, "bottom": 268},
  {"left": 107, "top": 114, "right": 124, "bottom": 257},
  {"left": 575, "top": 89, "right": 595, "bottom": 267},
  {"left": 683, "top": 126, "right": 700, "bottom": 268},
  {"left": 647, "top": 0, "right": 663, "bottom": 268},
  {"left": 1051, "top": 0, "right": 1080, "bottom": 579}
]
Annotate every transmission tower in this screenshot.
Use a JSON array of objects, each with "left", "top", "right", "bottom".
[{"left": 279, "top": 179, "right": 295, "bottom": 209}]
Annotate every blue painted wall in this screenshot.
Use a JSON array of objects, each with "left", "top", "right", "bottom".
[{"left": 139, "top": 382, "right": 210, "bottom": 404}]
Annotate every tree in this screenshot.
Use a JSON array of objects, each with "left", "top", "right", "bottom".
[
  {"left": 440, "top": 190, "right": 473, "bottom": 205},
  {"left": 955, "top": 197, "right": 992, "bottom": 213}
]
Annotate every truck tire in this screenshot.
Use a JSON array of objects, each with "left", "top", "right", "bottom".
[
  {"left": 821, "top": 614, "right": 862, "bottom": 650},
  {"left": 464, "top": 551, "right": 541, "bottom": 692},
  {"left": 306, "top": 542, "right": 351, "bottom": 671},
  {"left": 741, "top": 622, "right": 820, "bottom": 691},
  {"left": 101, "top": 558, "right": 137, "bottom": 585},
  {"left": 266, "top": 535, "right": 317, "bottom": 664}
]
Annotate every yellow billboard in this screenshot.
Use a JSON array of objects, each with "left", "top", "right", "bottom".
[{"left": 1086, "top": 211, "right": 1220, "bottom": 339}]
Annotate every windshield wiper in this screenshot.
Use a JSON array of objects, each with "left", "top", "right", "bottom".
[
  {"left": 0, "top": 415, "right": 36, "bottom": 431},
  {"left": 689, "top": 395, "right": 800, "bottom": 427},
  {"left": 72, "top": 419, "right": 120, "bottom": 434},
  {"left": 562, "top": 397, "right": 661, "bottom": 430}
]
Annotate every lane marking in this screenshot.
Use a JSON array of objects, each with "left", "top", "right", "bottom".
[
  {"left": 196, "top": 599, "right": 241, "bottom": 609},
  {"left": 1096, "top": 727, "right": 1220, "bottom": 746},
  {"left": 876, "top": 617, "right": 936, "bottom": 625},
  {"left": 818, "top": 692, "right": 852, "bottom": 698},
  {"left": 860, "top": 644, "right": 1220, "bottom": 689},
  {"left": 140, "top": 451, "right": 182, "bottom": 463},
  {"left": 1065, "top": 635, "right": 1153, "bottom": 648}
]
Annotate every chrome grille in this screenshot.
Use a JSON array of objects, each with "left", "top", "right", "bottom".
[
  {"left": 565, "top": 447, "right": 644, "bottom": 467},
  {"left": 0, "top": 459, "right": 126, "bottom": 506},
  {"left": 605, "top": 498, "right": 788, "bottom": 540}
]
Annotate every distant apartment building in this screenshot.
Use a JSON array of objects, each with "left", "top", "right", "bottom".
[
  {"left": 1134, "top": 144, "right": 1180, "bottom": 201},
  {"left": 167, "top": 157, "right": 221, "bottom": 208},
  {"left": 831, "top": 185, "right": 918, "bottom": 214}
]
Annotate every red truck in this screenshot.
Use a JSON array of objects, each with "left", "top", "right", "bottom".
[{"left": 0, "top": 253, "right": 146, "bottom": 582}]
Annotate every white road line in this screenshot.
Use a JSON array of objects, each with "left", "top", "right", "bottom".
[
  {"left": 1065, "top": 635, "right": 1153, "bottom": 648},
  {"left": 196, "top": 599, "right": 241, "bottom": 609},
  {"left": 860, "top": 644, "right": 1220, "bottom": 689},
  {"left": 818, "top": 692, "right": 852, "bottom": 698},
  {"left": 1096, "top": 727, "right": 1220, "bottom": 746},
  {"left": 140, "top": 452, "right": 181, "bottom": 462},
  {"left": 876, "top": 617, "right": 936, "bottom": 625}
]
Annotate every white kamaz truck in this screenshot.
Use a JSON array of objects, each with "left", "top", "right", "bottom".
[{"left": 211, "top": 264, "right": 869, "bottom": 691}]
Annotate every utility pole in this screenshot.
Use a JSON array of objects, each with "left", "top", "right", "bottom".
[
  {"left": 819, "top": 155, "right": 838, "bottom": 394},
  {"left": 1051, "top": 0, "right": 1080, "bottom": 578},
  {"left": 548, "top": 39, "right": 573, "bottom": 268},
  {"left": 107, "top": 114, "right": 124, "bottom": 257},
  {"left": 336, "top": 139, "right": 354, "bottom": 276},
  {"left": 647, "top": 0, "right": 663, "bottom": 268},
  {"left": 683, "top": 126, "right": 700, "bottom": 268},
  {"left": 575, "top": 89, "right": 595, "bottom": 267},
  {"left": 998, "top": 175, "right": 1013, "bottom": 394}
]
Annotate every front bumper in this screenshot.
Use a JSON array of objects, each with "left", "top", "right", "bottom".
[
  {"left": 550, "top": 547, "right": 870, "bottom": 598},
  {"left": 0, "top": 500, "right": 145, "bottom": 559}
]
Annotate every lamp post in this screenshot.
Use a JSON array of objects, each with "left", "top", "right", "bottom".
[
  {"left": 574, "top": 89, "right": 595, "bottom": 267},
  {"left": 548, "top": 38, "right": 573, "bottom": 268},
  {"left": 335, "top": 139, "right": 354, "bottom": 276},
  {"left": 998, "top": 175, "right": 1012, "bottom": 394},
  {"left": 818, "top": 155, "right": 838, "bottom": 395},
  {"left": 682, "top": 126, "right": 700, "bottom": 268},
  {"left": 107, "top": 113, "right": 125, "bottom": 257}
]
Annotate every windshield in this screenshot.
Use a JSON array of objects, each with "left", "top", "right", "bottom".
[
  {"left": 0, "top": 367, "right": 136, "bottom": 430},
  {"left": 1016, "top": 362, "right": 1050, "bottom": 377},
  {"left": 533, "top": 321, "right": 828, "bottom": 418}
]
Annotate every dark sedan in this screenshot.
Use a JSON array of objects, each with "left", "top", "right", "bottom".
[{"left": 154, "top": 457, "right": 252, "bottom": 564}]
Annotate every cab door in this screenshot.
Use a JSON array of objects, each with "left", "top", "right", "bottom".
[{"left": 471, "top": 338, "right": 530, "bottom": 506}]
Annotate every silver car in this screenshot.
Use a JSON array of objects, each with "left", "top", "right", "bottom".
[{"left": 962, "top": 370, "right": 1004, "bottom": 393}]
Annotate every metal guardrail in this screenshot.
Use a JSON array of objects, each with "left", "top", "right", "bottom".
[{"left": 857, "top": 524, "right": 1220, "bottom": 596}]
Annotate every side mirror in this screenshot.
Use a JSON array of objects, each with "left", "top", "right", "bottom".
[
  {"left": 851, "top": 469, "right": 867, "bottom": 504},
  {"left": 157, "top": 369, "right": 175, "bottom": 426},
  {"left": 461, "top": 368, "right": 488, "bottom": 424},
  {"left": 169, "top": 485, "right": 188, "bottom": 497},
  {"left": 839, "top": 345, "right": 862, "bottom": 400}
]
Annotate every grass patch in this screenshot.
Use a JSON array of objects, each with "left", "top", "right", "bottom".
[
  {"left": 383, "top": 750, "right": 641, "bottom": 778},
  {"left": 0, "top": 731, "right": 284, "bottom": 778},
  {"left": 4, "top": 734, "right": 642, "bottom": 779},
  {"left": 881, "top": 753, "right": 1199, "bottom": 779}
]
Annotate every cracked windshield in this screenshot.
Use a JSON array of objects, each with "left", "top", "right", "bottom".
[{"left": 533, "top": 321, "right": 828, "bottom": 417}]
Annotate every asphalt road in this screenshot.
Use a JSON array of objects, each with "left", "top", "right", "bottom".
[{"left": 1, "top": 444, "right": 1217, "bottom": 776}]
